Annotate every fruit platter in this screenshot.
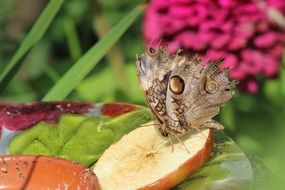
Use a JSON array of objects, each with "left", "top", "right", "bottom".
[{"left": 0, "top": 102, "right": 261, "bottom": 189}]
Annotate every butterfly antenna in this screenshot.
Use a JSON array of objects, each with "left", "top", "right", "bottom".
[
  {"left": 165, "top": 43, "right": 170, "bottom": 49},
  {"left": 149, "top": 36, "right": 156, "bottom": 49},
  {"left": 156, "top": 38, "right": 162, "bottom": 49},
  {"left": 172, "top": 49, "right": 183, "bottom": 67}
]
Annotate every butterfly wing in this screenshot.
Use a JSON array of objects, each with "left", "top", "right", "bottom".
[
  {"left": 136, "top": 46, "right": 236, "bottom": 135},
  {"left": 166, "top": 56, "right": 235, "bottom": 133},
  {"left": 136, "top": 46, "right": 177, "bottom": 124}
]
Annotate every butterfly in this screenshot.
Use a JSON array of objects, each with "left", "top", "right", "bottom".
[{"left": 136, "top": 46, "right": 236, "bottom": 138}]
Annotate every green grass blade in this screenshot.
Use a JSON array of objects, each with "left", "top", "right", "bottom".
[
  {"left": 64, "top": 17, "right": 82, "bottom": 61},
  {"left": 42, "top": 4, "right": 146, "bottom": 101},
  {"left": 0, "top": 0, "right": 65, "bottom": 93}
]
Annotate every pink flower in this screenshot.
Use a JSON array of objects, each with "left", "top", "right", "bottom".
[{"left": 143, "top": 0, "right": 285, "bottom": 93}]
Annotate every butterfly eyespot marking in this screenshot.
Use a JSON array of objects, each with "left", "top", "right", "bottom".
[
  {"left": 206, "top": 82, "right": 219, "bottom": 93},
  {"left": 147, "top": 47, "right": 157, "bottom": 56},
  {"left": 170, "top": 76, "right": 185, "bottom": 94},
  {"left": 205, "top": 75, "right": 219, "bottom": 94}
]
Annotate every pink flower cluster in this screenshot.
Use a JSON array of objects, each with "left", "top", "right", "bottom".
[{"left": 143, "top": 0, "right": 285, "bottom": 93}]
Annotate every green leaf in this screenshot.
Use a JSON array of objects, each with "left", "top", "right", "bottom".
[
  {"left": 0, "top": 0, "right": 65, "bottom": 93},
  {"left": 42, "top": 4, "right": 146, "bottom": 101},
  {"left": 9, "top": 108, "right": 153, "bottom": 167},
  {"left": 174, "top": 131, "right": 269, "bottom": 190}
]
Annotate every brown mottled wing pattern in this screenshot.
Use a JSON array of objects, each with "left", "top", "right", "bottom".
[
  {"left": 167, "top": 57, "right": 234, "bottom": 132},
  {"left": 136, "top": 46, "right": 236, "bottom": 136},
  {"left": 145, "top": 74, "right": 170, "bottom": 121},
  {"left": 136, "top": 47, "right": 174, "bottom": 124}
]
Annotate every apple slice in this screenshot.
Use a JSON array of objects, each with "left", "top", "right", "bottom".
[{"left": 94, "top": 121, "right": 214, "bottom": 190}]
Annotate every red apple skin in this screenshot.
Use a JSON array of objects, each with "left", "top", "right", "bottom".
[{"left": 140, "top": 129, "right": 214, "bottom": 190}]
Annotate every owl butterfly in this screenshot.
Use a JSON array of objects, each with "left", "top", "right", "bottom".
[{"left": 136, "top": 46, "right": 236, "bottom": 139}]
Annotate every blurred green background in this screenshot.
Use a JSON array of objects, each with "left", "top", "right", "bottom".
[{"left": 0, "top": 0, "right": 285, "bottom": 187}]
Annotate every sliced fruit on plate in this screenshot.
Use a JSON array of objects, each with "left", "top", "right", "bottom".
[
  {"left": 8, "top": 108, "right": 152, "bottom": 167},
  {"left": 94, "top": 121, "right": 213, "bottom": 190}
]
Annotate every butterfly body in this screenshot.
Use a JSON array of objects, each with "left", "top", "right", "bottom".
[{"left": 136, "top": 46, "right": 236, "bottom": 137}]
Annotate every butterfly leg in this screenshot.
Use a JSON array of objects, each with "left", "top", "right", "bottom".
[
  {"left": 158, "top": 124, "right": 169, "bottom": 137},
  {"left": 155, "top": 123, "right": 190, "bottom": 154},
  {"left": 167, "top": 135, "right": 174, "bottom": 153},
  {"left": 164, "top": 127, "right": 190, "bottom": 154},
  {"left": 191, "top": 126, "right": 207, "bottom": 138},
  {"left": 158, "top": 124, "right": 177, "bottom": 153}
]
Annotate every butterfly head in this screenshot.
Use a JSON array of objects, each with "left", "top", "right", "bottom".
[
  {"left": 136, "top": 46, "right": 170, "bottom": 89},
  {"left": 137, "top": 46, "right": 168, "bottom": 70}
]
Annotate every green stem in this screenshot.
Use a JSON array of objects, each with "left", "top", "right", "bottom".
[
  {"left": 64, "top": 18, "right": 82, "bottom": 61},
  {"left": 0, "top": 0, "right": 65, "bottom": 94},
  {"left": 45, "top": 65, "right": 60, "bottom": 83},
  {"left": 42, "top": 4, "right": 146, "bottom": 101},
  {"left": 91, "top": 0, "right": 130, "bottom": 95}
]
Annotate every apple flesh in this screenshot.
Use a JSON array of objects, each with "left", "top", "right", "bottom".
[{"left": 94, "top": 121, "right": 214, "bottom": 190}]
